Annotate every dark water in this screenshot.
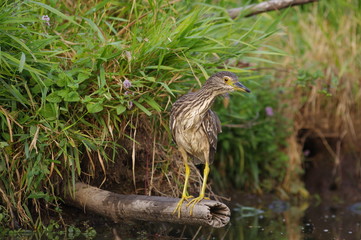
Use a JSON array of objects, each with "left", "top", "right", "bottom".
[
  {"left": 6, "top": 197, "right": 361, "bottom": 239},
  {"left": 89, "top": 198, "right": 361, "bottom": 240}
]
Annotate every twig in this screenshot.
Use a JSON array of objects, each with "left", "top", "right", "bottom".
[{"left": 228, "top": 0, "right": 318, "bottom": 18}]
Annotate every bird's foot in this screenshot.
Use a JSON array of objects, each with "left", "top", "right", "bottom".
[
  {"left": 173, "top": 195, "right": 194, "bottom": 218},
  {"left": 186, "top": 194, "right": 206, "bottom": 216},
  {"left": 186, "top": 195, "right": 194, "bottom": 200}
]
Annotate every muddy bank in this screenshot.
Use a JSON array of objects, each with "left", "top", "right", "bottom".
[{"left": 302, "top": 135, "right": 361, "bottom": 202}]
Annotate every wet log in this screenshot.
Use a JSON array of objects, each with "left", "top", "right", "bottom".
[
  {"left": 67, "top": 182, "right": 230, "bottom": 228},
  {"left": 228, "top": 0, "right": 318, "bottom": 18}
]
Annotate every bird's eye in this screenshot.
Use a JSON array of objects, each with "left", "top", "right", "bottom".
[{"left": 223, "top": 77, "right": 230, "bottom": 83}]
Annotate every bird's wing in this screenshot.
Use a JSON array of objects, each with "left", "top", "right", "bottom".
[
  {"left": 169, "top": 92, "right": 194, "bottom": 142},
  {"left": 169, "top": 110, "right": 177, "bottom": 143},
  {"left": 202, "top": 110, "right": 222, "bottom": 163}
]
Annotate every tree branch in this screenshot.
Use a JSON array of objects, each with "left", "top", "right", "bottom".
[{"left": 228, "top": 0, "right": 318, "bottom": 18}]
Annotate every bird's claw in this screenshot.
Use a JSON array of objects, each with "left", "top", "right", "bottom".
[
  {"left": 186, "top": 195, "right": 205, "bottom": 216},
  {"left": 185, "top": 195, "right": 194, "bottom": 200},
  {"left": 173, "top": 195, "right": 194, "bottom": 218}
]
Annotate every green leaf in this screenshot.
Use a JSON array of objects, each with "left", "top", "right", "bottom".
[
  {"left": 158, "top": 82, "right": 175, "bottom": 97},
  {"left": 133, "top": 101, "right": 151, "bottom": 116},
  {"left": 83, "top": 17, "right": 105, "bottom": 43},
  {"left": 46, "top": 92, "right": 62, "bottom": 103},
  {"left": 64, "top": 91, "right": 80, "bottom": 102},
  {"left": 98, "top": 65, "right": 106, "bottom": 88},
  {"left": 144, "top": 97, "right": 162, "bottom": 111},
  {"left": 145, "top": 65, "right": 178, "bottom": 71},
  {"left": 40, "top": 104, "right": 56, "bottom": 120},
  {"left": 0, "top": 142, "right": 9, "bottom": 149},
  {"left": 77, "top": 72, "right": 90, "bottom": 83},
  {"left": 82, "top": 95, "right": 93, "bottom": 103},
  {"left": 56, "top": 76, "right": 67, "bottom": 87},
  {"left": 0, "top": 79, "right": 29, "bottom": 107},
  {"left": 116, "top": 105, "right": 126, "bottom": 115},
  {"left": 1, "top": 52, "right": 44, "bottom": 75},
  {"left": 6, "top": 33, "right": 36, "bottom": 60},
  {"left": 57, "top": 89, "right": 69, "bottom": 98},
  {"left": 28, "top": 192, "right": 49, "bottom": 200},
  {"left": 195, "top": 62, "right": 209, "bottom": 79},
  {"left": 18, "top": 52, "right": 26, "bottom": 72},
  {"left": 146, "top": 77, "right": 155, "bottom": 82},
  {"left": 86, "top": 102, "right": 103, "bottom": 113}
]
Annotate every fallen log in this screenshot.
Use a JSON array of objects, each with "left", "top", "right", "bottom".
[{"left": 67, "top": 182, "right": 230, "bottom": 228}]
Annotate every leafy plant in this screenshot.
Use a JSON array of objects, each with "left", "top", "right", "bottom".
[
  {"left": 213, "top": 74, "right": 289, "bottom": 192},
  {"left": 0, "top": 0, "right": 280, "bottom": 229}
]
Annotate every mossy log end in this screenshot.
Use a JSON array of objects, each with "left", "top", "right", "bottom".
[{"left": 66, "top": 182, "right": 230, "bottom": 228}]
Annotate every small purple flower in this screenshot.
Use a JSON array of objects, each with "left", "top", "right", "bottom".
[
  {"left": 41, "top": 15, "right": 50, "bottom": 26},
  {"left": 41, "top": 15, "right": 50, "bottom": 21},
  {"left": 265, "top": 106, "right": 274, "bottom": 116},
  {"left": 123, "top": 79, "right": 132, "bottom": 89}
]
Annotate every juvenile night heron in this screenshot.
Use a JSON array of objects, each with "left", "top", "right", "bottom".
[{"left": 170, "top": 71, "right": 251, "bottom": 217}]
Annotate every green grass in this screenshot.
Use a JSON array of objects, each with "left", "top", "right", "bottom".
[
  {"left": 0, "top": 0, "right": 281, "bottom": 229},
  {"left": 4, "top": 0, "right": 357, "bottom": 232}
]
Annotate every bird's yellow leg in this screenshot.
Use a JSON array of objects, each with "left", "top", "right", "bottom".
[
  {"left": 187, "top": 161, "right": 210, "bottom": 215},
  {"left": 173, "top": 149, "right": 193, "bottom": 217}
]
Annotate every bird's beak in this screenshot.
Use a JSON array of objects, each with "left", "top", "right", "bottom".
[{"left": 234, "top": 82, "right": 251, "bottom": 93}]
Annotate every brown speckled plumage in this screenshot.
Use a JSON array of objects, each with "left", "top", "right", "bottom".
[{"left": 170, "top": 71, "right": 250, "bottom": 217}]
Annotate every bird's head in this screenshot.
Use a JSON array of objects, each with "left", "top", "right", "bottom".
[{"left": 205, "top": 71, "right": 251, "bottom": 94}]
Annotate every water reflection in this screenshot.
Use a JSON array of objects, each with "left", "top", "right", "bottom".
[
  {"left": 301, "top": 203, "right": 361, "bottom": 240},
  {"left": 6, "top": 199, "right": 361, "bottom": 239},
  {"left": 116, "top": 200, "right": 361, "bottom": 240},
  {"left": 207, "top": 200, "right": 361, "bottom": 240},
  {"left": 79, "top": 199, "right": 356, "bottom": 240}
]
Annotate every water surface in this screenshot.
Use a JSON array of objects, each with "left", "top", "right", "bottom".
[
  {"left": 90, "top": 196, "right": 361, "bottom": 240},
  {"left": 6, "top": 195, "right": 361, "bottom": 239}
]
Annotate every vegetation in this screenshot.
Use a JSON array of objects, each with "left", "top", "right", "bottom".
[
  {"left": 2, "top": 0, "right": 359, "bottom": 233},
  {"left": 215, "top": 0, "right": 361, "bottom": 199},
  {"left": 0, "top": 0, "right": 281, "bottom": 229},
  {"left": 268, "top": 0, "right": 361, "bottom": 196},
  {"left": 213, "top": 73, "right": 289, "bottom": 193}
]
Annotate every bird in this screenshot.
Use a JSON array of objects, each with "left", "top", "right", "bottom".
[{"left": 170, "top": 71, "right": 251, "bottom": 217}]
